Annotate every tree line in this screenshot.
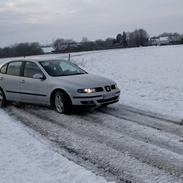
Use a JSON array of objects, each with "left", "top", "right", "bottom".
[
  {"left": 115, "top": 29, "right": 149, "bottom": 47},
  {"left": 0, "top": 42, "right": 43, "bottom": 58},
  {"left": 0, "top": 28, "right": 183, "bottom": 58},
  {"left": 53, "top": 29, "right": 150, "bottom": 53},
  {"left": 53, "top": 29, "right": 183, "bottom": 53}
]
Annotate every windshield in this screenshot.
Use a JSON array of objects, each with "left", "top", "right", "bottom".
[{"left": 40, "top": 60, "right": 87, "bottom": 77}]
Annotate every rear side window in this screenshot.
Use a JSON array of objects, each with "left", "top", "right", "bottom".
[
  {"left": 7, "top": 62, "right": 22, "bottom": 76},
  {"left": 0, "top": 64, "right": 7, "bottom": 74},
  {"left": 24, "top": 62, "right": 43, "bottom": 78}
]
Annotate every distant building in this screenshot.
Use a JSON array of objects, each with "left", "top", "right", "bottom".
[
  {"left": 54, "top": 39, "right": 80, "bottom": 52},
  {"left": 150, "top": 34, "right": 182, "bottom": 46},
  {"left": 41, "top": 46, "right": 54, "bottom": 54},
  {"left": 150, "top": 36, "right": 170, "bottom": 46},
  {"left": 159, "top": 36, "right": 169, "bottom": 45},
  {"left": 168, "top": 34, "right": 182, "bottom": 44},
  {"left": 149, "top": 37, "right": 160, "bottom": 46}
]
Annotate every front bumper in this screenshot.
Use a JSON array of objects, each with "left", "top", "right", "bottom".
[{"left": 72, "top": 90, "right": 120, "bottom": 107}]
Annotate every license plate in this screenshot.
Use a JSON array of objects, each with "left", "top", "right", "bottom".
[{"left": 103, "top": 92, "right": 116, "bottom": 99}]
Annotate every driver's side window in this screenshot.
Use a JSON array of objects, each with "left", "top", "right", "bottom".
[{"left": 24, "top": 62, "right": 43, "bottom": 78}]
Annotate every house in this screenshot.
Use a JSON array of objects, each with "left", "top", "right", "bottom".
[
  {"left": 54, "top": 39, "right": 80, "bottom": 52},
  {"left": 149, "top": 36, "right": 170, "bottom": 46},
  {"left": 159, "top": 36, "right": 169, "bottom": 45},
  {"left": 149, "top": 37, "right": 160, "bottom": 46}
]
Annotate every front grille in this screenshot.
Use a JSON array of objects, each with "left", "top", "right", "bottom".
[
  {"left": 95, "top": 87, "right": 104, "bottom": 92},
  {"left": 104, "top": 85, "right": 116, "bottom": 92},
  {"left": 111, "top": 85, "right": 116, "bottom": 90},
  {"left": 105, "top": 86, "right": 111, "bottom": 92},
  {"left": 97, "top": 96, "right": 119, "bottom": 104}
]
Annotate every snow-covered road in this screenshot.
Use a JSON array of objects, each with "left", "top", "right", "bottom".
[
  {"left": 0, "top": 109, "right": 111, "bottom": 183},
  {"left": 7, "top": 104, "right": 183, "bottom": 183}
]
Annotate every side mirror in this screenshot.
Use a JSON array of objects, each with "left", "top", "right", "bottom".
[{"left": 33, "top": 73, "right": 46, "bottom": 80}]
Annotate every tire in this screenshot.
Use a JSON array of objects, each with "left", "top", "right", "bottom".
[
  {"left": 54, "top": 91, "right": 71, "bottom": 114},
  {"left": 0, "top": 89, "right": 6, "bottom": 108}
]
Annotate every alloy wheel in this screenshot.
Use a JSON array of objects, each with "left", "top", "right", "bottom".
[{"left": 55, "top": 92, "right": 65, "bottom": 114}]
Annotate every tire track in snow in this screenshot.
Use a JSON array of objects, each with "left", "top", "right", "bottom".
[
  {"left": 99, "top": 105, "right": 183, "bottom": 137},
  {"left": 7, "top": 106, "right": 183, "bottom": 183},
  {"left": 81, "top": 111, "right": 183, "bottom": 156},
  {"left": 26, "top": 108, "right": 183, "bottom": 177}
]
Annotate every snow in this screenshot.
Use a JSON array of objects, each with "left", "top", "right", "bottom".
[
  {"left": 1, "top": 45, "right": 183, "bottom": 182},
  {"left": 1, "top": 45, "right": 183, "bottom": 118},
  {"left": 9, "top": 107, "right": 183, "bottom": 183},
  {"left": 71, "top": 45, "right": 183, "bottom": 119},
  {"left": 42, "top": 46, "right": 54, "bottom": 54},
  {"left": 0, "top": 109, "right": 110, "bottom": 183}
]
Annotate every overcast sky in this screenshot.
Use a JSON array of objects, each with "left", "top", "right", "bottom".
[{"left": 0, "top": 0, "right": 183, "bottom": 47}]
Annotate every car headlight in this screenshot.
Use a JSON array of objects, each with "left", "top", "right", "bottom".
[{"left": 77, "top": 88, "right": 96, "bottom": 93}]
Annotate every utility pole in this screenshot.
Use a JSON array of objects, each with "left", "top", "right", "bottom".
[
  {"left": 68, "top": 42, "right": 71, "bottom": 61},
  {"left": 68, "top": 53, "right": 71, "bottom": 61}
]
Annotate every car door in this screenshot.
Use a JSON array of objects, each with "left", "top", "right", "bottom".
[
  {"left": 20, "top": 61, "right": 48, "bottom": 104},
  {"left": 1, "top": 61, "right": 24, "bottom": 102}
]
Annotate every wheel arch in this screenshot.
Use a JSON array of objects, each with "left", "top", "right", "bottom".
[{"left": 50, "top": 88, "right": 72, "bottom": 107}]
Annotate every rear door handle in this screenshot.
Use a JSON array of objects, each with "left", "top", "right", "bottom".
[{"left": 0, "top": 77, "right": 3, "bottom": 81}]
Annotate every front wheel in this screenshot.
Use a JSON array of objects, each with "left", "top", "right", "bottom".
[
  {"left": 54, "top": 91, "right": 71, "bottom": 114},
  {"left": 0, "top": 89, "right": 6, "bottom": 108}
]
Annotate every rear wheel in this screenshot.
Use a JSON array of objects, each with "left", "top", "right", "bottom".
[
  {"left": 0, "top": 89, "right": 6, "bottom": 108},
  {"left": 54, "top": 91, "right": 71, "bottom": 114}
]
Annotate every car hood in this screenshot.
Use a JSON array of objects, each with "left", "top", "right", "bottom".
[{"left": 54, "top": 74, "right": 115, "bottom": 88}]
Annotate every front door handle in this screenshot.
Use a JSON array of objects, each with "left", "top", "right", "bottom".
[{"left": 21, "top": 79, "right": 25, "bottom": 84}]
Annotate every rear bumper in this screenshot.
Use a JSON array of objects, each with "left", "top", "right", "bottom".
[{"left": 71, "top": 90, "right": 120, "bottom": 107}]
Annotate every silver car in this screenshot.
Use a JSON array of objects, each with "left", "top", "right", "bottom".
[{"left": 0, "top": 59, "right": 120, "bottom": 114}]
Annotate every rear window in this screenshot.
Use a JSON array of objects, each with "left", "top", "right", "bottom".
[{"left": 0, "top": 64, "right": 7, "bottom": 74}]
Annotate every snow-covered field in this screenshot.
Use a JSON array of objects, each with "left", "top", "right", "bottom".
[
  {"left": 0, "top": 109, "right": 110, "bottom": 183},
  {"left": 1, "top": 45, "right": 183, "bottom": 118},
  {"left": 3, "top": 45, "right": 182, "bottom": 118},
  {"left": 72, "top": 45, "right": 183, "bottom": 119}
]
